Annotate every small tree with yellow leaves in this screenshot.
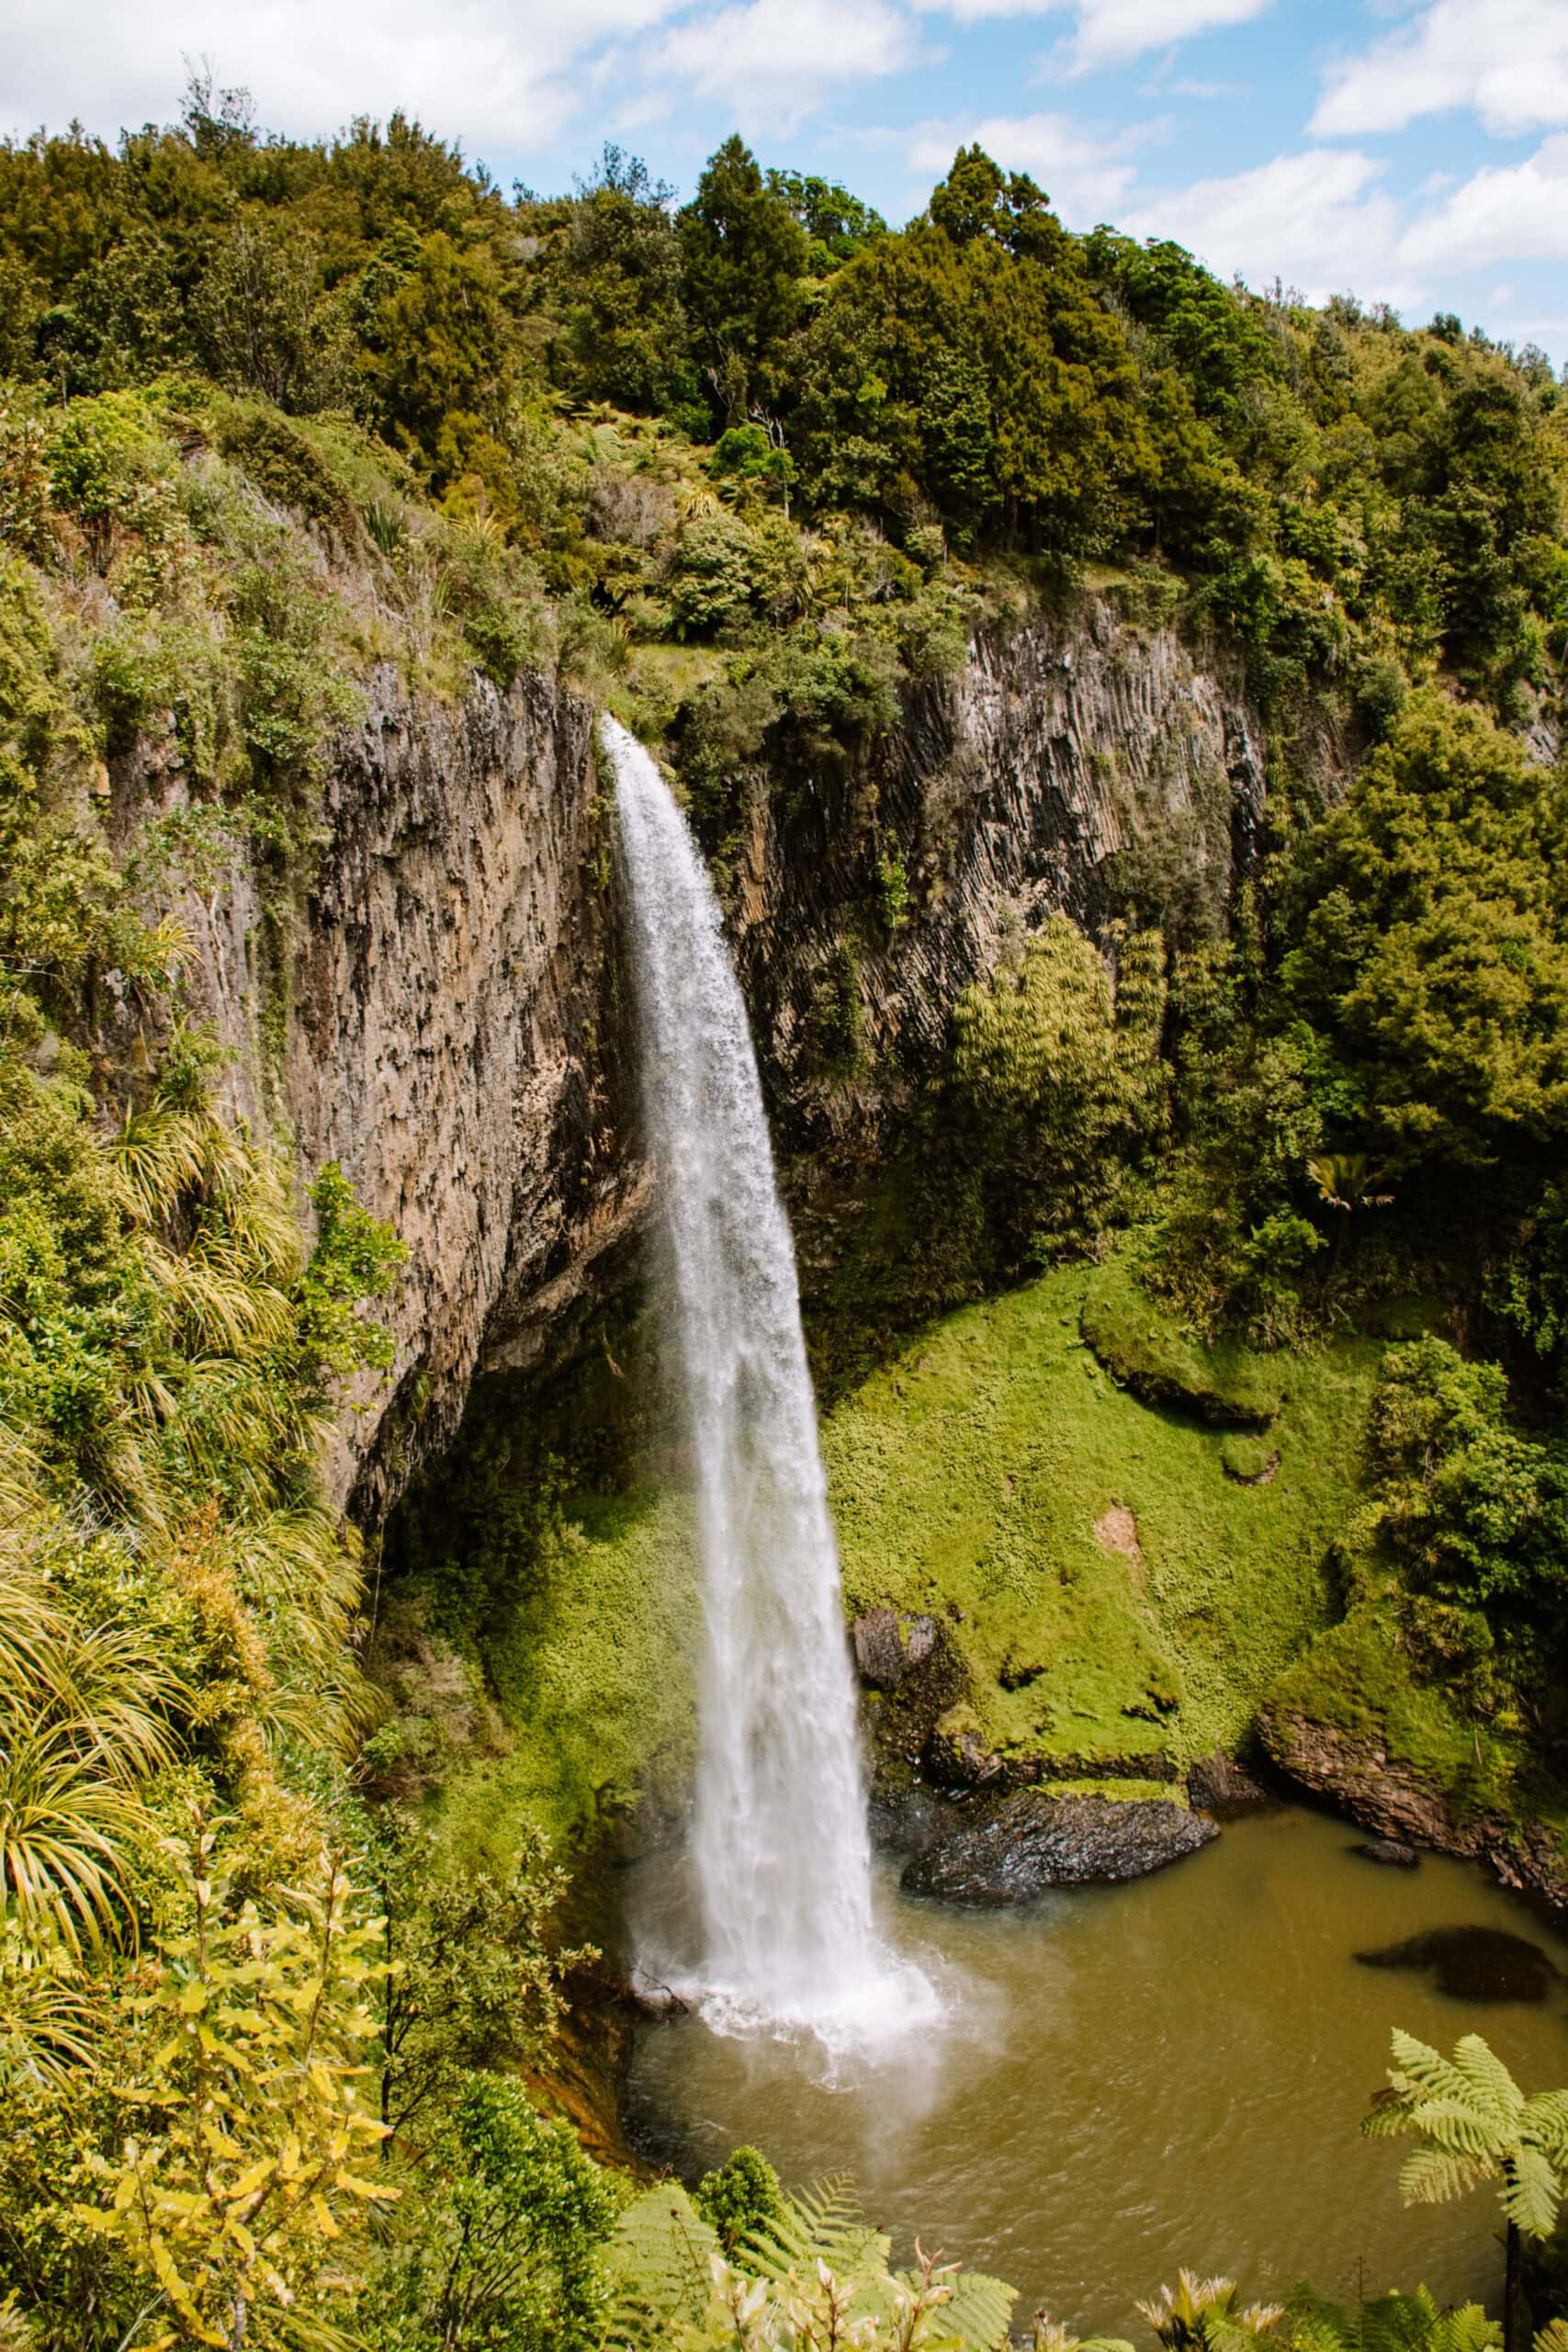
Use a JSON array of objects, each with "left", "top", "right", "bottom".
[{"left": 79, "top": 1805, "right": 396, "bottom": 2350}]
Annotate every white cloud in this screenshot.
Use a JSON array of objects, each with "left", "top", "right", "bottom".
[
  {"left": 907, "top": 109, "right": 1146, "bottom": 220},
  {"left": 641, "top": 0, "right": 919, "bottom": 129},
  {"left": 1313, "top": 0, "right": 1568, "bottom": 137},
  {"left": 909, "top": 0, "right": 1271, "bottom": 66},
  {"left": 1, "top": 0, "right": 679, "bottom": 150},
  {"left": 1122, "top": 148, "right": 1427, "bottom": 309},
  {"left": 1062, "top": 0, "right": 1273, "bottom": 72},
  {"left": 1398, "top": 134, "right": 1568, "bottom": 269}
]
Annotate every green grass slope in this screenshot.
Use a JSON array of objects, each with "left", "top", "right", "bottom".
[
  {"left": 390, "top": 1258, "right": 1387, "bottom": 1860},
  {"left": 823, "top": 1260, "right": 1386, "bottom": 1766}
]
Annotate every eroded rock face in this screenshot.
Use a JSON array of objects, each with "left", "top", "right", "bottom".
[
  {"left": 852, "top": 1608, "right": 940, "bottom": 1690},
  {"left": 901, "top": 1790, "right": 1218, "bottom": 1904},
  {"left": 728, "top": 605, "right": 1341, "bottom": 1169},
  {"left": 122, "top": 601, "right": 1324, "bottom": 1527},
  {"left": 1187, "top": 1750, "right": 1274, "bottom": 1816},
  {"left": 1259, "top": 1705, "right": 1568, "bottom": 1908},
  {"left": 122, "top": 663, "right": 643, "bottom": 1521}
]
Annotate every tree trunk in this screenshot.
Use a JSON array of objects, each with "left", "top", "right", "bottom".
[{"left": 1504, "top": 2216, "right": 1529, "bottom": 2352}]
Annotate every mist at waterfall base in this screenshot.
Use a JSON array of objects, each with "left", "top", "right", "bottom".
[{"left": 602, "top": 716, "right": 938, "bottom": 2060}]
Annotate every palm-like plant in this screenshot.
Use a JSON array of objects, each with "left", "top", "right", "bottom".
[
  {"left": 1137, "top": 2273, "right": 1283, "bottom": 2352},
  {"left": 0, "top": 1440, "right": 186, "bottom": 1965},
  {"left": 1363, "top": 2030, "right": 1568, "bottom": 2352}
]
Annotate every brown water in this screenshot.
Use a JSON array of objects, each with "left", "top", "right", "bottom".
[{"left": 624, "top": 1808, "right": 1568, "bottom": 2337}]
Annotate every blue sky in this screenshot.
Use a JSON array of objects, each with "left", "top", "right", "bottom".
[{"left": 6, "top": 0, "right": 1568, "bottom": 362}]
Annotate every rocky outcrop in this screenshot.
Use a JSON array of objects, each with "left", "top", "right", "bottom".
[
  {"left": 1259, "top": 1705, "right": 1568, "bottom": 1908},
  {"left": 901, "top": 1790, "right": 1217, "bottom": 1904},
  {"left": 852, "top": 1608, "right": 940, "bottom": 1690},
  {"left": 1187, "top": 1750, "right": 1274, "bottom": 1816},
  {"left": 728, "top": 603, "right": 1347, "bottom": 1168},
  {"left": 1354, "top": 1839, "right": 1419, "bottom": 1868},
  {"left": 113, "top": 600, "right": 1337, "bottom": 1526},
  {"left": 117, "top": 663, "right": 642, "bottom": 1521}
]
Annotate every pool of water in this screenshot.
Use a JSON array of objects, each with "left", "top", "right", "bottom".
[{"left": 623, "top": 1807, "right": 1568, "bottom": 2337}]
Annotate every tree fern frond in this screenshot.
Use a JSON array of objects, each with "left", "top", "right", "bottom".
[
  {"left": 1452, "top": 2036, "right": 1524, "bottom": 2127},
  {"left": 1433, "top": 2307, "right": 1504, "bottom": 2352},
  {"left": 1500, "top": 2145, "right": 1562, "bottom": 2240},
  {"left": 1400, "top": 2099, "right": 1514, "bottom": 2160},
  {"left": 1521, "top": 2091, "right": 1568, "bottom": 2164},
  {"left": 1387, "top": 2033, "right": 1483, "bottom": 2111},
  {"left": 602, "top": 2183, "right": 721, "bottom": 2347},
  {"left": 1398, "top": 2145, "right": 1487, "bottom": 2207}
]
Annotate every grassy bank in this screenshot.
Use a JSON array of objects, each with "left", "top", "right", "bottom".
[
  {"left": 388, "top": 1257, "right": 1393, "bottom": 1866},
  {"left": 824, "top": 1259, "right": 1388, "bottom": 1766}
]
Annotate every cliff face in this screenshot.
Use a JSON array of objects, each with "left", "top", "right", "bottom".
[
  {"left": 119, "top": 663, "right": 643, "bottom": 1521},
  {"left": 728, "top": 603, "right": 1346, "bottom": 1169},
  {"left": 124, "top": 603, "right": 1331, "bottom": 1521},
  {"left": 1258, "top": 1705, "right": 1568, "bottom": 1907}
]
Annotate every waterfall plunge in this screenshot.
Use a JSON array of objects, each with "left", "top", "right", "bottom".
[{"left": 603, "top": 717, "right": 935, "bottom": 2054}]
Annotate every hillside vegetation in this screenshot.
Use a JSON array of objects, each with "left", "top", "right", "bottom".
[{"left": 1, "top": 65, "right": 1567, "bottom": 2352}]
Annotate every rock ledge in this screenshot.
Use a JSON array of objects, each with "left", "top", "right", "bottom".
[{"left": 900, "top": 1791, "right": 1217, "bottom": 1905}]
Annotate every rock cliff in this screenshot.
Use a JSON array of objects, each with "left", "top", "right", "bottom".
[
  {"left": 120, "top": 601, "right": 1327, "bottom": 1521},
  {"left": 728, "top": 602, "right": 1346, "bottom": 1168},
  {"left": 1258, "top": 1705, "right": 1568, "bottom": 1907},
  {"left": 116, "top": 662, "right": 641, "bottom": 1521}
]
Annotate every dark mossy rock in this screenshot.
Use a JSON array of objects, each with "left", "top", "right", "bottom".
[
  {"left": 1080, "top": 1275, "right": 1280, "bottom": 1429},
  {"left": 868, "top": 1777, "right": 967, "bottom": 1856},
  {"left": 901, "top": 1790, "right": 1217, "bottom": 1904},
  {"left": 852, "top": 1607, "right": 939, "bottom": 1690},
  {"left": 922, "top": 1703, "right": 1004, "bottom": 1790},
  {"left": 1188, "top": 1749, "right": 1274, "bottom": 1816},
  {"left": 1354, "top": 1838, "right": 1421, "bottom": 1868}
]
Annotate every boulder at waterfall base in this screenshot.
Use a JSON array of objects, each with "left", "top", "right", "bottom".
[{"left": 901, "top": 1791, "right": 1217, "bottom": 1903}]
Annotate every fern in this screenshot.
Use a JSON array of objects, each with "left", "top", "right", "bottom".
[
  {"left": 603, "top": 2183, "right": 722, "bottom": 2348},
  {"left": 602, "top": 2174, "right": 1016, "bottom": 2351}
]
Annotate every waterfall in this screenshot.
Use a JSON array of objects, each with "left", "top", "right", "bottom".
[{"left": 602, "top": 715, "right": 932, "bottom": 2052}]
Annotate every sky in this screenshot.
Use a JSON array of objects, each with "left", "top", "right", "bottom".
[{"left": 6, "top": 0, "right": 1568, "bottom": 364}]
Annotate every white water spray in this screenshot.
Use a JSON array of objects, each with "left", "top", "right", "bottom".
[{"left": 602, "top": 715, "right": 934, "bottom": 2052}]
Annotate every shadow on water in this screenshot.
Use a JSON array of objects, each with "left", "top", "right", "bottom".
[{"left": 1355, "top": 1926, "right": 1561, "bottom": 2004}]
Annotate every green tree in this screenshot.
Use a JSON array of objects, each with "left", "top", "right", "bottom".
[
  {"left": 555, "top": 147, "right": 696, "bottom": 420},
  {"left": 1358, "top": 1338, "right": 1568, "bottom": 1626},
  {"left": 362, "top": 2075, "right": 616, "bottom": 2352},
  {"left": 947, "top": 918, "right": 1167, "bottom": 1265},
  {"left": 679, "top": 138, "right": 808, "bottom": 427},
  {"left": 1284, "top": 693, "right": 1568, "bottom": 1168},
  {"left": 692, "top": 2146, "right": 784, "bottom": 2254},
  {"left": 1363, "top": 2030, "right": 1568, "bottom": 2352},
  {"left": 79, "top": 1808, "right": 396, "bottom": 2350},
  {"left": 372, "top": 1825, "right": 588, "bottom": 2142}
]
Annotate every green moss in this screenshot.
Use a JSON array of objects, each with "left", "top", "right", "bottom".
[
  {"left": 1220, "top": 1433, "right": 1277, "bottom": 1482},
  {"left": 1039, "top": 1777, "right": 1186, "bottom": 1804},
  {"left": 821, "top": 1258, "right": 1384, "bottom": 1766},
  {"left": 1265, "top": 1601, "right": 1568, "bottom": 1843},
  {"left": 1079, "top": 1261, "right": 1283, "bottom": 1428},
  {"left": 384, "top": 1485, "right": 701, "bottom": 1872}
]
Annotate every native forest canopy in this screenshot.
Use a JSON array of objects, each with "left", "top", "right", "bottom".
[{"left": 5, "top": 62, "right": 1568, "bottom": 2352}]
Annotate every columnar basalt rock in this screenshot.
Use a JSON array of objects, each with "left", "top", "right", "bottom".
[
  {"left": 120, "top": 602, "right": 1317, "bottom": 1526},
  {"left": 726, "top": 604, "right": 1342, "bottom": 1167},
  {"left": 118, "top": 662, "right": 642, "bottom": 1522}
]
